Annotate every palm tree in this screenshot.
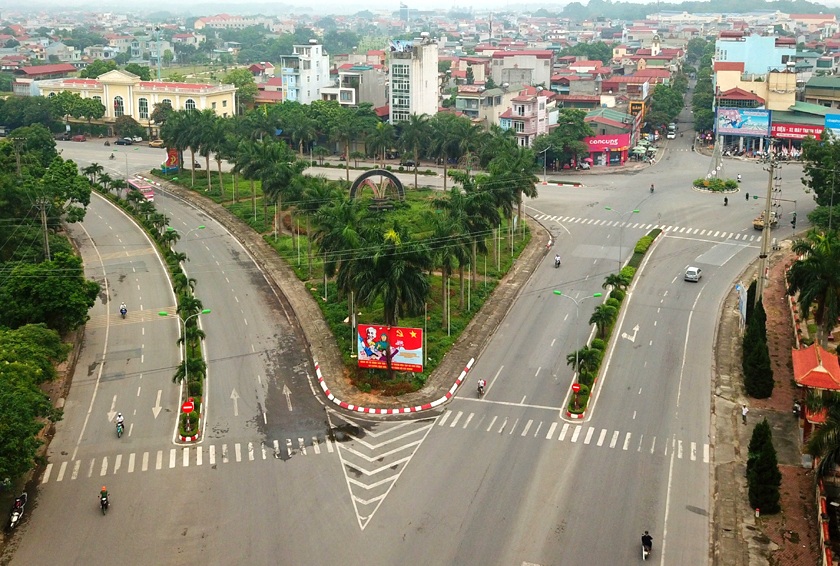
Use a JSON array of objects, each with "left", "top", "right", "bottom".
[
  {"left": 178, "top": 325, "right": 207, "bottom": 357},
  {"left": 589, "top": 303, "right": 618, "bottom": 339},
  {"left": 488, "top": 147, "right": 539, "bottom": 235},
  {"left": 125, "top": 189, "right": 145, "bottom": 212},
  {"left": 429, "top": 114, "right": 462, "bottom": 191},
  {"left": 603, "top": 272, "right": 632, "bottom": 291},
  {"left": 566, "top": 345, "right": 602, "bottom": 379},
  {"left": 173, "top": 272, "right": 197, "bottom": 296},
  {"left": 807, "top": 399, "right": 840, "bottom": 478},
  {"left": 329, "top": 112, "right": 357, "bottom": 182},
  {"left": 173, "top": 356, "right": 207, "bottom": 384},
  {"left": 368, "top": 122, "right": 395, "bottom": 169},
  {"left": 245, "top": 140, "right": 307, "bottom": 236},
  {"left": 291, "top": 117, "right": 318, "bottom": 159},
  {"left": 427, "top": 211, "right": 465, "bottom": 328},
  {"left": 313, "top": 198, "right": 366, "bottom": 280},
  {"left": 298, "top": 176, "right": 342, "bottom": 277},
  {"left": 194, "top": 110, "right": 219, "bottom": 192},
  {"left": 161, "top": 228, "right": 181, "bottom": 250},
  {"left": 787, "top": 229, "right": 840, "bottom": 347},
  {"left": 233, "top": 139, "right": 261, "bottom": 221},
  {"left": 398, "top": 113, "right": 429, "bottom": 190},
  {"left": 98, "top": 172, "right": 113, "bottom": 192},
  {"left": 478, "top": 125, "right": 516, "bottom": 167},
  {"left": 82, "top": 163, "right": 104, "bottom": 183},
  {"left": 344, "top": 223, "right": 432, "bottom": 377},
  {"left": 177, "top": 294, "right": 204, "bottom": 323},
  {"left": 209, "top": 117, "right": 234, "bottom": 198},
  {"left": 447, "top": 171, "right": 501, "bottom": 288},
  {"left": 312, "top": 146, "right": 330, "bottom": 166}
]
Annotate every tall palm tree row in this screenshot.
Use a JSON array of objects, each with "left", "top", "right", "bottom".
[{"left": 787, "top": 229, "right": 840, "bottom": 348}]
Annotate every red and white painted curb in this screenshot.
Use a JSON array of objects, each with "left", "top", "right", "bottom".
[
  {"left": 180, "top": 417, "right": 200, "bottom": 442},
  {"left": 315, "top": 358, "right": 474, "bottom": 414}
]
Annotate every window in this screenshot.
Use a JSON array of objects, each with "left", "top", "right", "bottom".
[
  {"left": 48, "top": 92, "right": 56, "bottom": 98},
  {"left": 138, "top": 97, "right": 149, "bottom": 119},
  {"left": 185, "top": 98, "right": 196, "bottom": 111},
  {"left": 212, "top": 101, "right": 216, "bottom": 109},
  {"left": 162, "top": 98, "right": 172, "bottom": 107},
  {"left": 514, "top": 121, "right": 524, "bottom": 133},
  {"left": 93, "top": 95, "right": 102, "bottom": 103},
  {"left": 113, "top": 95, "right": 125, "bottom": 117},
  {"left": 222, "top": 100, "right": 227, "bottom": 107}
]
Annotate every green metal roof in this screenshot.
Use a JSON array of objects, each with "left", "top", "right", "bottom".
[
  {"left": 787, "top": 101, "right": 832, "bottom": 116},
  {"left": 773, "top": 109, "right": 827, "bottom": 126},
  {"left": 586, "top": 107, "right": 632, "bottom": 122},
  {"left": 805, "top": 76, "right": 840, "bottom": 90}
]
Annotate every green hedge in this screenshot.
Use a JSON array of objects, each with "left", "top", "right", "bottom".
[
  {"left": 693, "top": 178, "right": 738, "bottom": 192},
  {"left": 591, "top": 338, "right": 606, "bottom": 350},
  {"left": 610, "top": 288, "right": 625, "bottom": 302},
  {"left": 620, "top": 265, "right": 637, "bottom": 280},
  {"left": 568, "top": 384, "right": 591, "bottom": 414}
]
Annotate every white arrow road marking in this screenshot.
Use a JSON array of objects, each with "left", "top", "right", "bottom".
[
  {"left": 107, "top": 395, "right": 118, "bottom": 422},
  {"left": 230, "top": 389, "right": 240, "bottom": 416},
  {"left": 152, "top": 390, "right": 162, "bottom": 419},
  {"left": 621, "top": 324, "right": 640, "bottom": 342},
  {"left": 282, "top": 384, "right": 293, "bottom": 412}
]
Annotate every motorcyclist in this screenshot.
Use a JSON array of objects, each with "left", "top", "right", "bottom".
[
  {"left": 115, "top": 413, "right": 124, "bottom": 431},
  {"left": 119, "top": 302, "right": 127, "bottom": 317},
  {"left": 477, "top": 379, "right": 487, "bottom": 394},
  {"left": 737, "top": 174, "right": 742, "bottom": 182},
  {"left": 100, "top": 486, "right": 109, "bottom": 502},
  {"left": 554, "top": 254, "right": 561, "bottom": 267},
  {"left": 724, "top": 197, "right": 728, "bottom": 206},
  {"left": 109, "top": 153, "right": 115, "bottom": 160},
  {"left": 650, "top": 183, "right": 654, "bottom": 193},
  {"left": 642, "top": 531, "right": 653, "bottom": 552},
  {"left": 13, "top": 493, "right": 27, "bottom": 509}
]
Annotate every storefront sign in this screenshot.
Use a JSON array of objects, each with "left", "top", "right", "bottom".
[
  {"left": 583, "top": 133, "right": 631, "bottom": 151},
  {"left": 771, "top": 123, "right": 824, "bottom": 140},
  {"left": 824, "top": 114, "right": 840, "bottom": 138}
]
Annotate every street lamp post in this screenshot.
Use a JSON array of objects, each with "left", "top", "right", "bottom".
[
  {"left": 167, "top": 225, "right": 205, "bottom": 256},
  {"left": 552, "top": 291, "right": 603, "bottom": 381},
  {"left": 604, "top": 207, "right": 640, "bottom": 271},
  {"left": 539, "top": 146, "right": 552, "bottom": 184},
  {"left": 159, "top": 309, "right": 210, "bottom": 385}
]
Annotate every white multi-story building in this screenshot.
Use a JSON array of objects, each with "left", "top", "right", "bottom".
[
  {"left": 388, "top": 34, "right": 439, "bottom": 123},
  {"left": 278, "top": 40, "right": 332, "bottom": 105}
]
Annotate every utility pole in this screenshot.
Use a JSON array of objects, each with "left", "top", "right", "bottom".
[
  {"left": 35, "top": 197, "right": 51, "bottom": 261},
  {"left": 11, "top": 137, "right": 26, "bottom": 176},
  {"left": 756, "top": 153, "right": 777, "bottom": 306}
]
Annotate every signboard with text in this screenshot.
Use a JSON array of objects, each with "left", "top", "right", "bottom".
[
  {"left": 357, "top": 324, "right": 423, "bottom": 372},
  {"left": 716, "top": 108, "right": 770, "bottom": 137},
  {"left": 825, "top": 114, "right": 840, "bottom": 138},
  {"left": 583, "top": 133, "right": 631, "bottom": 151},
  {"left": 771, "top": 123, "right": 824, "bottom": 140}
]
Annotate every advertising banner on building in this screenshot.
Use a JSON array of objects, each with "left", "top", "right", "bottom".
[
  {"left": 357, "top": 324, "right": 424, "bottom": 372},
  {"left": 771, "top": 123, "right": 824, "bottom": 140},
  {"left": 825, "top": 114, "right": 840, "bottom": 138},
  {"left": 716, "top": 108, "right": 771, "bottom": 137},
  {"left": 583, "top": 133, "right": 631, "bottom": 151}
]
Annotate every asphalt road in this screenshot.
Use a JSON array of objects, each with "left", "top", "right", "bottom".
[{"left": 7, "top": 130, "right": 816, "bottom": 565}]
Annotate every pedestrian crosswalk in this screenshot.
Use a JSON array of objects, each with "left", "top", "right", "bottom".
[
  {"left": 41, "top": 435, "right": 334, "bottom": 484},
  {"left": 437, "top": 409, "right": 710, "bottom": 464},
  {"left": 531, "top": 215, "right": 762, "bottom": 243}
]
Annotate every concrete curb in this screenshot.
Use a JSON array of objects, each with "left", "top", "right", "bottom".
[{"left": 315, "top": 359, "right": 475, "bottom": 414}]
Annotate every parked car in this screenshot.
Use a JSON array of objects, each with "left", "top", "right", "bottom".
[
  {"left": 132, "top": 136, "right": 143, "bottom": 142},
  {"left": 149, "top": 139, "right": 164, "bottom": 148},
  {"left": 71, "top": 135, "right": 87, "bottom": 142},
  {"left": 401, "top": 159, "right": 417, "bottom": 168},
  {"left": 54, "top": 133, "right": 71, "bottom": 141},
  {"left": 684, "top": 267, "right": 702, "bottom": 282},
  {"left": 115, "top": 138, "right": 133, "bottom": 146}
]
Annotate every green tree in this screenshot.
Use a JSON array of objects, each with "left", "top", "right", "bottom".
[
  {"left": 742, "top": 298, "right": 774, "bottom": 398},
  {"left": 589, "top": 303, "right": 618, "bottom": 339},
  {"left": 79, "top": 59, "right": 118, "bottom": 79},
  {"left": 78, "top": 97, "right": 106, "bottom": 130},
  {"left": 113, "top": 115, "right": 145, "bottom": 139},
  {"left": 747, "top": 417, "right": 772, "bottom": 476},
  {"left": 8, "top": 123, "right": 57, "bottom": 168},
  {"left": 603, "top": 272, "right": 631, "bottom": 291},
  {"left": 150, "top": 100, "right": 174, "bottom": 127},
  {"left": 329, "top": 110, "right": 358, "bottom": 182},
  {"left": 30, "top": 155, "right": 92, "bottom": 223},
  {"left": 224, "top": 68, "right": 259, "bottom": 114},
  {"left": 465, "top": 66, "right": 475, "bottom": 85},
  {"left": 488, "top": 147, "right": 538, "bottom": 234},
  {"left": 748, "top": 432, "right": 782, "bottom": 514},
  {"left": 566, "top": 345, "right": 602, "bottom": 386},
  {"left": 368, "top": 122, "right": 396, "bottom": 169},
  {"left": 162, "top": 49, "right": 174, "bottom": 66},
  {"left": 124, "top": 63, "right": 152, "bottom": 81},
  {"left": 787, "top": 229, "right": 840, "bottom": 347},
  {"left": 398, "top": 113, "right": 430, "bottom": 189},
  {"left": 0, "top": 253, "right": 100, "bottom": 333}
]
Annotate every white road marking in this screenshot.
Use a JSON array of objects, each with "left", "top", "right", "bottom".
[
  {"left": 584, "top": 427, "right": 594, "bottom": 444},
  {"left": 87, "top": 459, "right": 94, "bottom": 478},
  {"left": 209, "top": 445, "right": 216, "bottom": 465},
  {"left": 197, "top": 446, "right": 203, "bottom": 466},
  {"left": 597, "top": 429, "right": 607, "bottom": 446},
  {"left": 534, "top": 367, "right": 541, "bottom": 377},
  {"left": 450, "top": 411, "right": 463, "bottom": 427},
  {"left": 169, "top": 449, "right": 176, "bottom": 468},
  {"left": 691, "top": 442, "right": 697, "bottom": 461},
  {"left": 533, "top": 422, "right": 542, "bottom": 437},
  {"left": 57, "top": 461, "right": 67, "bottom": 482},
  {"left": 42, "top": 464, "right": 53, "bottom": 484},
  {"left": 546, "top": 422, "right": 558, "bottom": 440},
  {"left": 623, "top": 432, "right": 631, "bottom": 450},
  {"left": 438, "top": 410, "right": 451, "bottom": 426},
  {"left": 326, "top": 438, "right": 335, "bottom": 453},
  {"left": 248, "top": 442, "right": 255, "bottom": 461},
  {"left": 183, "top": 447, "right": 189, "bottom": 467},
  {"left": 487, "top": 415, "right": 498, "bottom": 432},
  {"left": 100, "top": 457, "right": 108, "bottom": 476},
  {"left": 463, "top": 413, "right": 474, "bottom": 428},
  {"left": 298, "top": 438, "right": 306, "bottom": 456},
  {"left": 678, "top": 440, "right": 683, "bottom": 459},
  {"left": 141, "top": 452, "right": 148, "bottom": 472},
  {"left": 550, "top": 338, "right": 556, "bottom": 347},
  {"left": 559, "top": 423, "right": 570, "bottom": 441},
  {"left": 610, "top": 431, "right": 619, "bottom": 448},
  {"left": 521, "top": 419, "right": 533, "bottom": 437},
  {"left": 498, "top": 417, "right": 508, "bottom": 434},
  {"left": 313, "top": 437, "right": 321, "bottom": 455},
  {"left": 509, "top": 418, "right": 519, "bottom": 435},
  {"left": 286, "top": 439, "right": 293, "bottom": 457},
  {"left": 571, "top": 425, "right": 582, "bottom": 443},
  {"left": 113, "top": 454, "right": 121, "bottom": 474},
  {"left": 704, "top": 444, "right": 710, "bottom": 463},
  {"left": 235, "top": 443, "right": 242, "bottom": 462},
  {"left": 222, "top": 444, "right": 229, "bottom": 464},
  {"left": 72, "top": 459, "right": 81, "bottom": 480}
]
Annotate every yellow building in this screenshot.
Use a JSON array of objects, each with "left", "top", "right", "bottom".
[
  {"left": 36, "top": 69, "right": 237, "bottom": 130},
  {"left": 713, "top": 63, "right": 797, "bottom": 111}
]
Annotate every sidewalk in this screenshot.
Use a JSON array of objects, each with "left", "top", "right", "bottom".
[
  {"left": 152, "top": 176, "right": 551, "bottom": 411},
  {"left": 712, "top": 244, "right": 819, "bottom": 566}
]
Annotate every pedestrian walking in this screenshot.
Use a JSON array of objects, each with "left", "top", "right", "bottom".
[
  {"left": 745, "top": 192, "right": 749, "bottom": 201},
  {"left": 742, "top": 404, "right": 749, "bottom": 425}
]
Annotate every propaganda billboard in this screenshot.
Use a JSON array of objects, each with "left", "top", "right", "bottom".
[
  {"left": 162, "top": 148, "right": 179, "bottom": 171},
  {"left": 357, "top": 324, "right": 423, "bottom": 372},
  {"left": 716, "top": 108, "right": 771, "bottom": 137}
]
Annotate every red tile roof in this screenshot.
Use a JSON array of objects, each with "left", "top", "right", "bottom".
[
  {"left": 138, "top": 81, "right": 219, "bottom": 90},
  {"left": 634, "top": 69, "right": 671, "bottom": 78},
  {"left": 255, "top": 91, "right": 284, "bottom": 101},
  {"left": 15, "top": 63, "right": 77, "bottom": 76},
  {"left": 374, "top": 105, "right": 389, "bottom": 117},
  {"left": 794, "top": 343, "right": 840, "bottom": 390},
  {"left": 714, "top": 61, "right": 745, "bottom": 72},
  {"left": 719, "top": 86, "right": 765, "bottom": 103},
  {"left": 491, "top": 50, "right": 553, "bottom": 60}
]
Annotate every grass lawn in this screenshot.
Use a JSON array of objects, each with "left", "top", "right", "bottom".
[{"left": 154, "top": 168, "right": 531, "bottom": 395}]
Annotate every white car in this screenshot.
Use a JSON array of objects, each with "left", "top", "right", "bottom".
[{"left": 684, "top": 267, "right": 702, "bottom": 282}]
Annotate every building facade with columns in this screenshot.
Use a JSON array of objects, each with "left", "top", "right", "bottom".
[{"left": 35, "top": 69, "right": 237, "bottom": 131}]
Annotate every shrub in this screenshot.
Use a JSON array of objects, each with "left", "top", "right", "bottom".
[
  {"left": 425, "top": 169, "right": 434, "bottom": 175},
  {"left": 620, "top": 266, "right": 636, "bottom": 280},
  {"left": 578, "top": 372, "right": 595, "bottom": 388},
  {"left": 747, "top": 418, "right": 772, "bottom": 476},
  {"left": 610, "top": 288, "right": 625, "bottom": 302},
  {"left": 724, "top": 179, "right": 738, "bottom": 190},
  {"left": 398, "top": 166, "right": 405, "bottom": 172},
  {"left": 606, "top": 298, "right": 621, "bottom": 309},
  {"left": 179, "top": 412, "right": 199, "bottom": 436},
  {"left": 634, "top": 236, "right": 654, "bottom": 254},
  {"left": 188, "top": 380, "right": 203, "bottom": 397},
  {"left": 568, "top": 384, "right": 591, "bottom": 414},
  {"left": 591, "top": 338, "right": 606, "bottom": 350}
]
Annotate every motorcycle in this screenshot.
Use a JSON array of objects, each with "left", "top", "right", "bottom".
[
  {"left": 554, "top": 257, "right": 561, "bottom": 268},
  {"left": 100, "top": 495, "right": 109, "bottom": 515},
  {"left": 737, "top": 175, "right": 742, "bottom": 183},
  {"left": 642, "top": 543, "right": 651, "bottom": 560},
  {"left": 650, "top": 184, "right": 654, "bottom": 193},
  {"left": 8, "top": 492, "right": 27, "bottom": 530},
  {"left": 104, "top": 141, "right": 110, "bottom": 146},
  {"left": 116, "top": 422, "right": 124, "bottom": 438},
  {"left": 120, "top": 307, "right": 126, "bottom": 319},
  {"left": 477, "top": 384, "right": 485, "bottom": 397},
  {"left": 724, "top": 197, "right": 728, "bottom": 206},
  {"left": 793, "top": 399, "right": 802, "bottom": 417}
]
